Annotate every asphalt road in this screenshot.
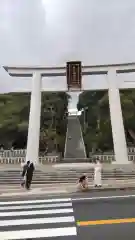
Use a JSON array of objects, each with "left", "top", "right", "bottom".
[
  {"left": 73, "top": 190, "right": 135, "bottom": 240},
  {"left": 1, "top": 190, "right": 135, "bottom": 239}
]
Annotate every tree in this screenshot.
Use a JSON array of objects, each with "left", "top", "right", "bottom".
[
  {"left": 40, "top": 92, "right": 70, "bottom": 154},
  {"left": 0, "top": 93, "right": 30, "bottom": 148},
  {"left": 77, "top": 89, "right": 135, "bottom": 155},
  {"left": 0, "top": 92, "right": 70, "bottom": 155}
]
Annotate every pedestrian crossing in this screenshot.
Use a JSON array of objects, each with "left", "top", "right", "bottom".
[{"left": 0, "top": 197, "right": 77, "bottom": 239}]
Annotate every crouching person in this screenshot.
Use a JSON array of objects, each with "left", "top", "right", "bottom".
[{"left": 77, "top": 174, "right": 89, "bottom": 191}]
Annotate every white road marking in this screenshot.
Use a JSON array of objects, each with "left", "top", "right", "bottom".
[
  {"left": 0, "top": 208, "right": 73, "bottom": 217},
  {"left": 0, "top": 198, "right": 72, "bottom": 205},
  {"left": 0, "top": 226, "right": 77, "bottom": 239},
  {"left": 0, "top": 216, "right": 75, "bottom": 226},
  {"left": 0, "top": 202, "right": 72, "bottom": 210},
  {"left": 72, "top": 194, "right": 135, "bottom": 202},
  {"left": 0, "top": 197, "right": 77, "bottom": 238}
]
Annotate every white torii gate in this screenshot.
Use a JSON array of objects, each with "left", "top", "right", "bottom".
[{"left": 3, "top": 62, "right": 135, "bottom": 165}]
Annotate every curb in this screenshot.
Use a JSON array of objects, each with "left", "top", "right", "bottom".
[
  {"left": 0, "top": 186, "right": 135, "bottom": 199},
  {"left": 73, "top": 186, "right": 135, "bottom": 193},
  {"left": 0, "top": 189, "right": 68, "bottom": 198}
]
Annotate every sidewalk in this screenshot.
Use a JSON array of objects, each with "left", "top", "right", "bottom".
[
  {"left": 0, "top": 181, "right": 135, "bottom": 198},
  {"left": 0, "top": 180, "right": 135, "bottom": 192}
]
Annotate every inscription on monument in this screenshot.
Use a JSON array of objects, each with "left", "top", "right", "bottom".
[{"left": 66, "top": 61, "right": 82, "bottom": 91}]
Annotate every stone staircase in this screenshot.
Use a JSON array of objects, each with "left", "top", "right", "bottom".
[
  {"left": 0, "top": 167, "right": 135, "bottom": 185},
  {"left": 64, "top": 115, "right": 86, "bottom": 159}
]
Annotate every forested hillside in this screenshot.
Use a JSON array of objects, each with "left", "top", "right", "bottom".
[
  {"left": 77, "top": 90, "right": 135, "bottom": 155},
  {"left": 0, "top": 92, "right": 70, "bottom": 155}
]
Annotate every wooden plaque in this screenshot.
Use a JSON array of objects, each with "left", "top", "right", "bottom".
[{"left": 66, "top": 61, "right": 82, "bottom": 91}]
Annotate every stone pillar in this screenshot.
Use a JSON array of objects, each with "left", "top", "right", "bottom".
[
  {"left": 26, "top": 72, "right": 42, "bottom": 165},
  {"left": 107, "top": 69, "right": 128, "bottom": 164}
]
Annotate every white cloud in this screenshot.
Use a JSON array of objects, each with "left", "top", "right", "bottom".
[{"left": 0, "top": 0, "right": 135, "bottom": 109}]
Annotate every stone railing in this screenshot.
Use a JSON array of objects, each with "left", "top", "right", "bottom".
[
  {"left": 1, "top": 154, "right": 135, "bottom": 164},
  {"left": 0, "top": 149, "right": 26, "bottom": 158},
  {"left": 92, "top": 154, "right": 135, "bottom": 163},
  {"left": 0, "top": 149, "right": 60, "bottom": 157},
  {"left": 128, "top": 147, "right": 135, "bottom": 153},
  {"left": 89, "top": 147, "right": 135, "bottom": 156},
  {"left": 1, "top": 149, "right": 135, "bottom": 164},
  {"left": 0, "top": 156, "right": 59, "bottom": 164},
  {"left": 1, "top": 148, "right": 135, "bottom": 158}
]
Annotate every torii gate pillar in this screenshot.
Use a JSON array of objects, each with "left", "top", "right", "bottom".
[
  {"left": 26, "top": 72, "right": 41, "bottom": 164},
  {"left": 108, "top": 69, "right": 128, "bottom": 164},
  {"left": 3, "top": 67, "right": 42, "bottom": 165}
]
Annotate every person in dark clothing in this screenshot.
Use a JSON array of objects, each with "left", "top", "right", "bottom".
[
  {"left": 21, "top": 161, "right": 30, "bottom": 187},
  {"left": 25, "top": 162, "right": 35, "bottom": 190}
]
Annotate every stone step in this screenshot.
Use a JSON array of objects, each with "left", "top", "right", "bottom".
[
  {"left": 0, "top": 174, "right": 135, "bottom": 178},
  {"left": 1, "top": 178, "right": 135, "bottom": 183},
  {"left": 57, "top": 169, "right": 135, "bottom": 173},
  {"left": 1, "top": 171, "right": 135, "bottom": 175},
  {"left": 0, "top": 177, "right": 135, "bottom": 183},
  {"left": 0, "top": 174, "right": 135, "bottom": 179},
  {"left": 1, "top": 175, "right": 134, "bottom": 179},
  {"left": 0, "top": 181, "right": 76, "bottom": 184},
  {"left": 1, "top": 178, "right": 135, "bottom": 185},
  {"left": 0, "top": 175, "right": 135, "bottom": 179},
  {"left": 2, "top": 169, "right": 135, "bottom": 173},
  {"left": 0, "top": 178, "right": 135, "bottom": 184},
  {"left": 8, "top": 171, "right": 135, "bottom": 174}
]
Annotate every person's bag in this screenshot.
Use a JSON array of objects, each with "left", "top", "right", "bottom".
[{"left": 21, "top": 175, "right": 26, "bottom": 187}]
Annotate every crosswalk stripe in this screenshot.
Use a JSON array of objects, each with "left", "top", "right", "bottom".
[
  {"left": 0, "top": 202, "right": 72, "bottom": 210},
  {"left": 0, "top": 197, "right": 77, "bottom": 238},
  {"left": 0, "top": 208, "right": 73, "bottom": 217},
  {"left": 0, "top": 198, "right": 72, "bottom": 205},
  {"left": 0, "top": 226, "right": 77, "bottom": 239},
  {"left": 0, "top": 216, "right": 75, "bottom": 226}
]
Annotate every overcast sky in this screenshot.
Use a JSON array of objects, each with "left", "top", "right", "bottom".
[{"left": 0, "top": 0, "right": 135, "bottom": 110}]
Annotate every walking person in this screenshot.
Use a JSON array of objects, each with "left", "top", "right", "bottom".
[
  {"left": 21, "top": 161, "right": 30, "bottom": 187},
  {"left": 94, "top": 159, "right": 102, "bottom": 187},
  {"left": 25, "top": 162, "right": 35, "bottom": 190}
]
